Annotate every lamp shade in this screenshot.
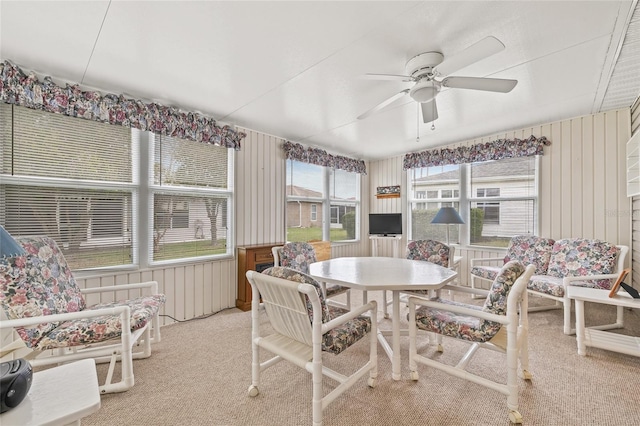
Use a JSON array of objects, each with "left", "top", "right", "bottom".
[
  {"left": 431, "top": 207, "right": 464, "bottom": 224},
  {"left": 0, "top": 225, "right": 26, "bottom": 257}
]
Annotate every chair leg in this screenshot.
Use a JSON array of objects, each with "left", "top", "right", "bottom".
[
  {"left": 563, "top": 297, "right": 573, "bottom": 335},
  {"left": 248, "top": 296, "right": 261, "bottom": 398}
]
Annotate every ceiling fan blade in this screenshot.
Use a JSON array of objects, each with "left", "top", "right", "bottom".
[
  {"left": 357, "top": 89, "right": 410, "bottom": 120},
  {"left": 421, "top": 99, "right": 438, "bottom": 123},
  {"left": 442, "top": 76, "right": 517, "bottom": 92},
  {"left": 433, "top": 36, "right": 505, "bottom": 77},
  {"left": 361, "top": 73, "right": 415, "bottom": 82}
]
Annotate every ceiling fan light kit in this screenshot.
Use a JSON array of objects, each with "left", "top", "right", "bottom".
[{"left": 359, "top": 36, "right": 518, "bottom": 125}]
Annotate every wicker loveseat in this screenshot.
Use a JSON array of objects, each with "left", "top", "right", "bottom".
[{"left": 470, "top": 236, "right": 629, "bottom": 334}]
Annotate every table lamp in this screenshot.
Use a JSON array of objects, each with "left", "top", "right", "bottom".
[
  {"left": 431, "top": 207, "right": 464, "bottom": 245},
  {"left": 0, "top": 225, "right": 26, "bottom": 258}
]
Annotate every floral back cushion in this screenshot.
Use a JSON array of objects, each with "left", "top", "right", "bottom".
[
  {"left": 482, "top": 260, "right": 525, "bottom": 316},
  {"left": 504, "top": 235, "right": 555, "bottom": 275},
  {"left": 547, "top": 238, "right": 620, "bottom": 288},
  {"left": 0, "top": 236, "right": 86, "bottom": 347},
  {"left": 406, "top": 240, "right": 450, "bottom": 267},
  {"left": 261, "top": 266, "right": 330, "bottom": 324},
  {"left": 278, "top": 242, "right": 317, "bottom": 274}
]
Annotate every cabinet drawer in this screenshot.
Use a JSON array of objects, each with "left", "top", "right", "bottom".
[{"left": 254, "top": 251, "right": 274, "bottom": 263}]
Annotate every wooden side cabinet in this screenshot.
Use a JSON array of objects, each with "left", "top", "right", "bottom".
[{"left": 236, "top": 243, "right": 283, "bottom": 311}]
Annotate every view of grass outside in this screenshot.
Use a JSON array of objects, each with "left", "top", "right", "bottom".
[
  {"left": 66, "top": 240, "right": 226, "bottom": 270},
  {"left": 286, "top": 227, "right": 348, "bottom": 242}
]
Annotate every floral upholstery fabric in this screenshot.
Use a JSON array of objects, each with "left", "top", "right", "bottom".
[
  {"left": 261, "top": 267, "right": 370, "bottom": 355},
  {"left": 547, "top": 238, "right": 620, "bottom": 289},
  {"left": 0, "top": 235, "right": 165, "bottom": 350},
  {"left": 471, "top": 235, "right": 554, "bottom": 282},
  {"left": 469, "top": 265, "right": 501, "bottom": 281},
  {"left": 324, "top": 306, "right": 371, "bottom": 355},
  {"left": 0, "top": 236, "right": 87, "bottom": 348},
  {"left": 406, "top": 240, "right": 450, "bottom": 267},
  {"left": 414, "top": 261, "right": 525, "bottom": 342},
  {"left": 35, "top": 294, "right": 166, "bottom": 350},
  {"left": 482, "top": 261, "right": 526, "bottom": 316},
  {"left": 325, "top": 284, "right": 349, "bottom": 297},
  {"left": 503, "top": 235, "right": 555, "bottom": 275},
  {"left": 261, "top": 266, "right": 330, "bottom": 323},
  {"left": 278, "top": 242, "right": 317, "bottom": 274}
]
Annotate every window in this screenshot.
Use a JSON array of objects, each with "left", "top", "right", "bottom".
[
  {"left": 408, "top": 165, "right": 461, "bottom": 243},
  {"left": 469, "top": 157, "right": 537, "bottom": 246},
  {"left": 151, "top": 135, "right": 232, "bottom": 263},
  {"left": 286, "top": 159, "right": 360, "bottom": 242},
  {"left": 0, "top": 103, "right": 234, "bottom": 270},
  {"left": 408, "top": 156, "right": 539, "bottom": 248}
]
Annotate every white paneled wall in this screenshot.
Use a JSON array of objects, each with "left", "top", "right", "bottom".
[
  {"left": 371, "top": 108, "right": 632, "bottom": 288},
  {"left": 631, "top": 97, "right": 639, "bottom": 289}
]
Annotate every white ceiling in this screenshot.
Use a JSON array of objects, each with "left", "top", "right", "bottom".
[{"left": 2, "top": 1, "right": 639, "bottom": 161}]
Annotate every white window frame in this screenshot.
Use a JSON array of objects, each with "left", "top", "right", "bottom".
[{"left": 407, "top": 156, "right": 540, "bottom": 248}]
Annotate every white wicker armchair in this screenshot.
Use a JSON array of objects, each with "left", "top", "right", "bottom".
[
  {"left": 246, "top": 267, "right": 377, "bottom": 426},
  {"left": 408, "top": 262, "right": 535, "bottom": 424}
]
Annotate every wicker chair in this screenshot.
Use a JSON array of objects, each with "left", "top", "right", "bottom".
[
  {"left": 408, "top": 261, "right": 535, "bottom": 424},
  {"left": 0, "top": 235, "right": 165, "bottom": 394},
  {"left": 272, "top": 242, "right": 351, "bottom": 309},
  {"left": 246, "top": 266, "right": 377, "bottom": 426}
]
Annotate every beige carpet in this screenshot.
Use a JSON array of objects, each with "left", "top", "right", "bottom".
[{"left": 83, "top": 291, "right": 640, "bottom": 426}]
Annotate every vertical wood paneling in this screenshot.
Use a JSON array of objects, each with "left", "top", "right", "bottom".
[
  {"left": 571, "top": 118, "right": 583, "bottom": 237},
  {"left": 548, "top": 121, "right": 563, "bottom": 238},
  {"left": 592, "top": 113, "right": 607, "bottom": 239},
  {"left": 582, "top": 116, "right": 595, "bottom": 239},
  {"left": 632, "top": 100, "right": 638, "bottom": 287}
]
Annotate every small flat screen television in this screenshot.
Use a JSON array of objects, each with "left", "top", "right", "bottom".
[{"left": 368, "top": 213, "right": 402, "bottom": 236}]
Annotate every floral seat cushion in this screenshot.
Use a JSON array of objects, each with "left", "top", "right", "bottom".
[
  {"left": 406, "top": 240, "right": 450, "bottom": 266},
  {"left": 0, "top": 236, "right": 87, "bottom": 348},
  {"left": 278, "top": 242, "right": 317, "bottom": 274},
  {"left": 547, "top": 238, "right": 620, "bottom": 289},
  {"left": 470, "top": 265, "right": 501, "bottom": 281},
  {"left": 325, "top": 284, "right": 349, "bottom": 298},
  {"left": 504, "top": 235, "right": 555, "bottom": 275},
  {"left": 35, "top": 294, "right": 166, "bottom": 350},
  {"left": 261, "top": 266, "right": 370, "bottom": 355},
  {"left": 0, "top": 235, "right": 165, "bottom": 350},
  {"left": 414, "top": 261, "right": 525, "bottom": 342}
]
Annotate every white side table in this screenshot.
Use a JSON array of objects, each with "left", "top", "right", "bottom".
[
  {"left": 567, "top": 286, "right": 640, "bottom": 357},
  {"left": 0, "top": 358, "right": 101, "bottom": 426}
]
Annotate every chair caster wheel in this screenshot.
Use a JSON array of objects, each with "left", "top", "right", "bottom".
[
  {"left": 367, "top": 377, "right": 377, "bottom": 388},
  {"left": 248, "top": 385, "right": 259, "bottom": 397},
  {"left": 508, "top": 410, "right": 523, "bottom": 424},
  {"left": 522, "top": 370, "right": 533, "bottom": 380},
  {"left": 437, "top": 344, "right": 444, "bottom": 353},
  {"left": 410, "top": 371, "right": 419, "bottom": 381}
]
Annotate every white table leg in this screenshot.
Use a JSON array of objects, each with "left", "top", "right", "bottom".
[
  {"left": 575, "top": 299, "right": 587, "bottom": 356},
  {"left": 392, "top": 290, "right": 401, "bottom": 380}
]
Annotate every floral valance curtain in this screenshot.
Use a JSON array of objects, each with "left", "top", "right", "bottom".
[
  {"left": 0, "top": 60, "right": 246, "bottom": 149},
  {"left": 403, "top": 135, "right": 551, "bottom": 170},
  {"left": 283, "top": 141, "right": 367, "bottom": 175}
]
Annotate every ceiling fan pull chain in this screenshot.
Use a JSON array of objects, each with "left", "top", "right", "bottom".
[{"left": 416, "top": 104, "right": 420, "bottom": 143}]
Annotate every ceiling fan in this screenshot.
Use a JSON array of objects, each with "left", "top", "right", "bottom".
[{"left": 357, "top": 36, "right": 517, "bottom": 124}]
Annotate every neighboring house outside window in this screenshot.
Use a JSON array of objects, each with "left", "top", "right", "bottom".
[
  {"left": 408, "top": 156, "right": 538, "bottom": 248},
  {"left": 286, "top": 159, "right": 360, "bottom": 242},
  {"left": 0, "top": 103, "right": 234, "bottom": 270}
]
